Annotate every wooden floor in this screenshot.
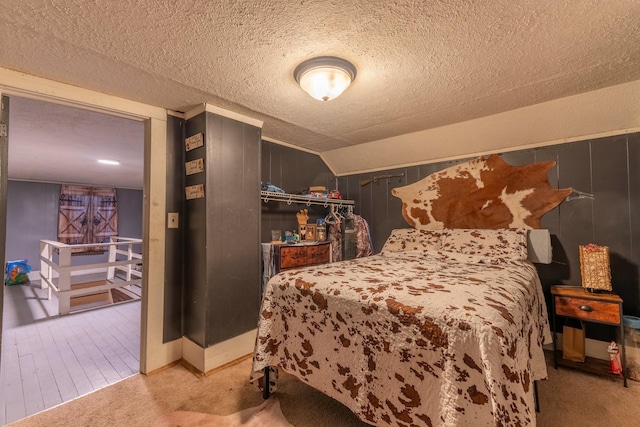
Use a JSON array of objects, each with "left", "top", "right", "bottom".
[{"left": 0, "top": 279, "right": 141, "bottom": 425}]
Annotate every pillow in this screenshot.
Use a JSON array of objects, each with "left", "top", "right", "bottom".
[
  {"left": 381, "top": 228, "right": 443, "bottom": 253},
  {"left": 440, "top": 228, "right": 529, "bottom": 260}
]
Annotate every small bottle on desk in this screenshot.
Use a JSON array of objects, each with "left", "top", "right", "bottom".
[{"left": 316, "top": 218, "right": 326, "bottom": 241}]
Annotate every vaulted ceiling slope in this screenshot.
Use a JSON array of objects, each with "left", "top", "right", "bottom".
[{"left": 1, "top": 1, "right": 640, "bottom": 176}]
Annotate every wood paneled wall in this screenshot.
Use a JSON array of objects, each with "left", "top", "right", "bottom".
[
  {"left": 261, "top": 141, "right": 336, "bottom": 243},
  {"left": 183, "top": 111, "right": 261, "bottom": 348},
  {"left": 163, "top": 114, "right": 185, "bottom": 342}
]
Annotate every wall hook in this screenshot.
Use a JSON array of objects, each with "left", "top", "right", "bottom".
[
  {"left": 566, "top": 189, "right": 594, "bottom": 202},
  {"left": 360, "top": 172, "right": 405, "bottom": 187}
]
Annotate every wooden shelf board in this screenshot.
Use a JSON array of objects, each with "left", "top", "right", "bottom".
[{"left": 553, "top": 350, "right": 624, "bottom": 381}]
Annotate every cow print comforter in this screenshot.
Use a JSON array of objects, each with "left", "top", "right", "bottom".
[{"left": 251, "top": 250, "right": 551, "bottom": 426}]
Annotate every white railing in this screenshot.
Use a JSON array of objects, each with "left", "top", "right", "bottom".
[{"left": 39, "top": 236, "right": 143, "bottom": 315}]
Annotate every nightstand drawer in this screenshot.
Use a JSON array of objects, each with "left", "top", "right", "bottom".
[
  {"left": 279, "top": 246, "right": 307, "bottom": 269},
  {"left": 555, "top": 296, "right": 620, "bottom": 324},
  {"left": 275, "top": 242, "right": 332, "bottom": 272},
  {"left": 307, "top": 243, "right": 330, "bottom": 265}
]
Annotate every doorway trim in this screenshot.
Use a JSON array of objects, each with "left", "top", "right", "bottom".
[{"left": 0, "top": 66, "right": 182, "bottom": 374}]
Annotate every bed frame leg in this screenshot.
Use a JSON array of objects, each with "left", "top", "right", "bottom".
[
  {"left": 263, "top": 367, "right": 270, "bottom": 399},
  {"left": 534, "top": 380, "right": 540, "bottom": 413}
]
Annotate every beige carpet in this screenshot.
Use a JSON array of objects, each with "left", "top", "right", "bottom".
[
  {"left": 8, "top": 354, "right": 640, "bottom": 427},
  {"left": 152, "top": 396, "right": 293, "bottom": 427}
]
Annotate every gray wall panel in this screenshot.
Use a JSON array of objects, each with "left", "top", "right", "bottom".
[
  {"left": 118, "top": 189, "right": 143, "bottom": 240},
  {"left": 163, "top": 115, "right": 185, "bottom": 342},
  {"left": 358, "top": 173, "right": 374, "bottom": 238},
  {"left": 405, "top": 166, "right": 421, "bottom": 189},
  {"left": 183, "top": 114, "right": 207, "bottom": 347},
  {"left": 5, "top": 181, "right": 59, "bottom": 266},
  {"left": 501, "top": 150, "right": 535, "bottom": 166},
  {"left": 591, "top": 136, "right": 630, "bottom": 252},
  {"left": 534, "top": 147, "right": 561, "bottom": 233},
  {"left": 386, "top": 168, "right": 411, "bottom": 242},
  {"left": 418, "top": 162, "right": 439, "bottom": 180},
  {"left": 365, "top": 168, "right": 405, "bottom": 252},
  {"left": 532, "top": 148, "right": 564, "bottom": 288},
  {"left": 184, "top": 112, "right": 261, "bottom": 348},
  {"left": 206, "top": 115, "right": 261, "bottom": 344},
  {"left": 556, "top": 142, "right": 593, "bottom": 284},
  {"left": 265, "top": 142, "right": 285, "bottom": 186},
  {"left": 345, "top": 175, "right": 362, "bottom": 210},
  {"left": 627, "top": 134, "right": 640, "bottom": 311},
  {"left": 591, "top": 136, "right": 635, "bottom": 316}
]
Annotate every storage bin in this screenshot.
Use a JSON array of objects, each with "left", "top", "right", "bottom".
[{"left": 623, "top": 315, "right": 640, "bottom": 381}]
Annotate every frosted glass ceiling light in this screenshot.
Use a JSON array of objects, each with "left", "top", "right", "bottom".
[{"left": 294, "top": 56, "right": 357, "bottom": 101}]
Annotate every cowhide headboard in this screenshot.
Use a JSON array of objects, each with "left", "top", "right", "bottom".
[{"left": 392, "top": 154, "right": 571, "bottom": 230}]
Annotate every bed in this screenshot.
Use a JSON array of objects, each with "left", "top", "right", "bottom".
[{"left": 251, "top": 227, "right": 552, "bottom": 426}]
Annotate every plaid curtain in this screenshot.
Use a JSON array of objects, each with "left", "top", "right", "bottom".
[{"left": 58, "top": 185, "right": 118, "bottom": 255}]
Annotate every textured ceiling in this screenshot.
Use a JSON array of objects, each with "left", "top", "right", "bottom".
[{"left": 2, "top": 0, "right": 640, "bottom": 187}]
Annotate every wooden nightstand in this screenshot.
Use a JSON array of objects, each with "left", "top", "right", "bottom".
[{"left": 550, "top": 285, "right": 627, "bottom": 387}]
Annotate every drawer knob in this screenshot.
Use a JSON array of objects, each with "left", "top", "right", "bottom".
[{"left": 579, "top": 305, "right": 593, "bottom": 312}]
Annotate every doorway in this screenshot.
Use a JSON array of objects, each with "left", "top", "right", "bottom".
[
  {"left": 0, "top": 71, "right": 174, "bottom": 412},
  {"left": 0, "top": 95, "right": 145, "bottom": 424}
]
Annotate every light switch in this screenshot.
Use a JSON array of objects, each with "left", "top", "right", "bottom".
[{"left": 168, "top": 212, "right": 179, "bottom": 229}]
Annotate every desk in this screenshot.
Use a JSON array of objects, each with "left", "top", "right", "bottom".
[{"left": 550, "top": 285, "right": 627, "bottom": 387}]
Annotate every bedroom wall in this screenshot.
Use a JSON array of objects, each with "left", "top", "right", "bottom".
[
  {"left": 261, "top": 140, "right": 336, "bottom": 243},
  {"left": 4, "top": 180, "right": 143, "bottom": 273},
  {"left": 183, "top": 110, "right": 261, "bottom": 349},
  {"left": 163, "top": 114, "right": 185, "bottom": 342},
  {"left": 336, "top": 131, "right": 640, "bottom": 339}
]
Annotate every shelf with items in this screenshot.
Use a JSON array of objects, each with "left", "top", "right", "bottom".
[{"left": 260, "top": 191, "right": 354, "bottom": 207}]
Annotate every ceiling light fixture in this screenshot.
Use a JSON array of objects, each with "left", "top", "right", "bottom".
[
  {"left": 294, "top": 56, "right": 357, "bottom": 102},
  {"left": 98, "top": 159, "right": 120, "bottom": 165}
]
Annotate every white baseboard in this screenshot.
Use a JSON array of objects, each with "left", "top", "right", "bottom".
[
  {"left": 204, "top": 329, "right": 256, "bottom": 372},
  {"left": 182, "top": 337, "right": 207, "bottom": 372},
  {"left": 182, "top": 329, "right": 257, "bottom": 373}
]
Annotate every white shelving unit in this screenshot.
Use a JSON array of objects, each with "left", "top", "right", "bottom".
[{"left": 261, "top": 190, "right": 354, "bottom": 207}]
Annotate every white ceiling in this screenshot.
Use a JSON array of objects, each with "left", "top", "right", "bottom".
[
  {"left": 7, "top": 96, "right": 144, "bottom": 189},
  {"left": 1, "top": 0, "right": 640, "bottom": 188}
]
